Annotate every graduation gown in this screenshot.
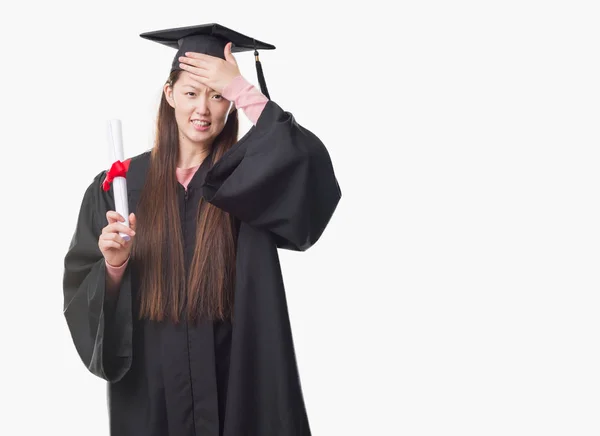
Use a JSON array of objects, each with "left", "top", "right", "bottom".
[{"left": 63, "top": 100, "right": 341, "bottom": 436}]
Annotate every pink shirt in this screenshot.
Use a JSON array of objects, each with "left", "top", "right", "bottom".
[{"left": 105, "top": 75, "right": 268, "bottom": 294}]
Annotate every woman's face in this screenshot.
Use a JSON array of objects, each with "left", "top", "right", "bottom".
[{"left": 164, "top": 71, "right": 233, "bottom": 148}]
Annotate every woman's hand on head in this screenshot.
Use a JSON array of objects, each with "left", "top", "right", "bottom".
[
  {"left": 177, "top": 42, "right": 241, "bottom": 94},
  {"left": 98, "top": 211, "right": 137, "bottom": 268}
]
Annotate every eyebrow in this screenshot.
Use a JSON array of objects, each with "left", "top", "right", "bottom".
[{"left": 181, "top": 84, "right": 214, "bottom": 92}]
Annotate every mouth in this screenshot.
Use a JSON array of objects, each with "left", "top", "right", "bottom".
[{"left": 191, "top": 119, "right": 211, "bottom": 132}]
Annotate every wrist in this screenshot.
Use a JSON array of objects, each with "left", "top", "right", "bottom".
[
  {"left": 222, "top": 75, "right": 247, "bottom": 100},
  {"left": 106, "top": 256, "right": 129, "bottom": 269}
]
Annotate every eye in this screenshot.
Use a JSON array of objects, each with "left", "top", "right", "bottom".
[
  {"left": 186, "top": 92, "right": 196, "bottom": 97},
  {"left": 212, "top": 94, "right": 223, "bottom": 100}
]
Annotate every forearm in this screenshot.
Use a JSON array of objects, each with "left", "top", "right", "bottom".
[{"left": 222, "top": 75, "right": 268, "bottom": 125}]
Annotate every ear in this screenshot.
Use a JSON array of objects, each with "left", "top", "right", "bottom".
[{"left": 164, "top": 83, "right": 175, "bottom": 108}]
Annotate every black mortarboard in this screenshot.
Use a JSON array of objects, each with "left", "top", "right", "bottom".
[{"left": 140, "top": 23, "right": 275, "bottom": 99}]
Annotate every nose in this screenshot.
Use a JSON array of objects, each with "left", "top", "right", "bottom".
[{"left": 194, "top": 94, "right": 210, "bottom": 115}]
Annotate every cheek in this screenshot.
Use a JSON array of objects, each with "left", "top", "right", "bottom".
[
  {"left": 175, "top": 111, "right": 187, "bottom": 127},
  {"left": 211, "top": 104, "right": 229, "bottom": 123},
  {"left": 175, "top": 104, "right": 193, "bottom": 122}
]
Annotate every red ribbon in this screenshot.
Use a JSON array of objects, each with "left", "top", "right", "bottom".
[{"left": 102, "top": 158, "right": 131, "bottom": 191}]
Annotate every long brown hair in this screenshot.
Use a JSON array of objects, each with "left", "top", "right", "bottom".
[{"left": 131, "top": 69, "right": 239, "bottom": 324}]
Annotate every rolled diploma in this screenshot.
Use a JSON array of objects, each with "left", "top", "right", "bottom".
[{"left": 107, "top": 119, "right": 130, "bottom": 242}]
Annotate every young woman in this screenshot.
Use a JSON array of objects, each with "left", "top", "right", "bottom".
[{"left": 63, "top": 23, "right": 341, "bottom": 436}]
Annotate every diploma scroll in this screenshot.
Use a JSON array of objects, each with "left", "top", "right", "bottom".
[{"left": 107, "top": 119, "right": 131, "bottom": 242}]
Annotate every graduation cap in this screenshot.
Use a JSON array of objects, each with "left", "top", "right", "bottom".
[{"left": 140, "top": 23, "right": 275, "bottom": 99}]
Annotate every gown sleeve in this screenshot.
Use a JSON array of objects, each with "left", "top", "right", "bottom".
[
  {"left": 62, "top": 170, "right": 133, "bottom": 383},
  {"left": 202, "top": 100, "right": 342, "bottom": 251}
]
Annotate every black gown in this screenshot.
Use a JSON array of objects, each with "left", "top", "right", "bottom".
[{"left": 63, "top": 100, "right": 341, "bottom": 436}]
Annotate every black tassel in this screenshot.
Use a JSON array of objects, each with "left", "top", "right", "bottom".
[{"left": 254, "top": 49, "right": 270, "bottom": 100}]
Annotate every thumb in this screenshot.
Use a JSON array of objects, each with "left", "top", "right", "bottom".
[
  {"left": 224, "top": 42, "right": 237, "bottom": 65},
  {"left": 129, "top": 212, "right": 137, "bottom": 232}
]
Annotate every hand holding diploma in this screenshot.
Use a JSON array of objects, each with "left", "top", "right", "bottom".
[{"left": 98, "top": 211, "right": 137, "bottom": 267}]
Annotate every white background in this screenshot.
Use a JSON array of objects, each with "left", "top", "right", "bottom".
[{"left": 1, "top": 0, "right": 599, "bottom": 435}]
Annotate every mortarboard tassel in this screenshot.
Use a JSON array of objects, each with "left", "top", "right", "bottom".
[{"left": 254, "top": 49, "right": 271, "bottom": 100}]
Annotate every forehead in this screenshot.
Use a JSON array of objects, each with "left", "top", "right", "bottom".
[{"left": 176, "top": 71, "right": 212, "bottom": 91}]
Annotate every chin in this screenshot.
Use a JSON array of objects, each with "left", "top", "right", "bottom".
[{"left": 189, "top": 131, "right": 215, "bottom": 145}]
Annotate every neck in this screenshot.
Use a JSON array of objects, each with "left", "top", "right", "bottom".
[{"left": 177, "top": 139, "right": 211, "bottom": 169}]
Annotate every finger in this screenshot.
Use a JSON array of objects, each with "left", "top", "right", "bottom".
[
  {"left": 103, "top": 222, "right": 136, "bottom": 236},
  {"left": 179, "top": 60, "right": 209, "bottom": 71},
  {"left": 179, "top": 63, "right": 211, "bottom": 77},
  {"left": 103, "top": 232, "right": 128, "bottom": 246},
  {"left": 178, "top": 55, "right": 210, "bottom": 68},
  {"left": 106, "top": 210, "right": 125, "bottom": 224},
  {"left": 182, "top": 71, "right": 211, "bottom": 89},
  {"left": 107, "top": 210, "right": 124, "bottom": 221},
  {"left": 129, "top": 213, "right": 137, "bottom": 232},
  {"left": 191, "top": 74, "right": 211, "bottom": 85},
  {"left": 224, "top": 42, "right": 237, "bottom": 65},
  {"left": 99, "top": 240, "right": 122, "bottom": 251},
  {"left": 182, "top": 71, "right": 208, "bottom": 85},
  {"left": 98, "top": 233, "right": 125, "bottom": 249},
  {"left": 183, "top": 52, "right": 214, "bottom": 61},
  {"left": 100, "top": 232, "right": 125, "bottom": 244}
]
